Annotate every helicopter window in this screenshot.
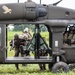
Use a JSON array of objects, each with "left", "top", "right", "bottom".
[{"left": 63, "top": 24, "right": 75, "bottom": 46}]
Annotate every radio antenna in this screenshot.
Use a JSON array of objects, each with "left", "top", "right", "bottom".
[
  {"left": 27, "top": 0, "right": 32, "bottom": 2},
  {"left": 53, "top": 0, "right": 62, "bottom": 6},
  {"left": 40, "top": 0, "right": 41, "bottom": 4},
  {"left": 18, "top": 0, "right": 19, "bottom": 3}
]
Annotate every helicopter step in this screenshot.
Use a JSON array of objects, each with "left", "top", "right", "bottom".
[{"left": 5, "top": 56, "right": 53, "bottom": 64}]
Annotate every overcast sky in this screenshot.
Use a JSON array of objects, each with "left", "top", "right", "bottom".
[{"left": 0, "top": 0, "right": 75, "bottom": 9}]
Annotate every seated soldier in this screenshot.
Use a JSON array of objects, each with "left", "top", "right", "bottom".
[{"left": 63, "top": 25, "right": 75, "bottom": 46}]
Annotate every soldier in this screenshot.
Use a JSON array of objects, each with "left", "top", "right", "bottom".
[
  {"left": 23, "top": 27, "right": 32, "bottom": 40},
  {"left": 10, "top": 33, "right": 30, "bottom": 70},
  {"left": 13, "top": 34, "right": 25, "bottom": 70},
  {"left": 63, "top": 25, "right": 75, "bottom": 46},
  {"left": 19, "top": 27, "right": 32, "bottom": 40},
  {"left": 19, "top": 27, "right": 32, "bottom": 57},
  {"left": 10, "top": 34, "right": 20, "bottom": 70},
  {"left": 68, "top": 25, "right": 75, "bottom": 45}
]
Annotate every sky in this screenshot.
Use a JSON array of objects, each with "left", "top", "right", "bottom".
[{"left": 0, "top": 0, "right": 75, "bottom": 9}]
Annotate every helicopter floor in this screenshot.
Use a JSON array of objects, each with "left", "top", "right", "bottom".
[{"left": 5, "top": 56, "right": 53, "bottom": 64}]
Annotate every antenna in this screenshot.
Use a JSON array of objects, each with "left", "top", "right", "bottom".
[
  {"left": 18, "top": 0, "right": 19, "bottom": 3},
  {"left": 40, "top": 0, "right": 41, "bottom": 4},
  {"left": 27, "top": 0, "right": 32, "bottom": 2},
  {"left": 53, "top": 0, "right": 62, "bottom": 6}
]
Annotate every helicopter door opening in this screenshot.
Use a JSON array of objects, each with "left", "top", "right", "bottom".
[
  {"left": 7, "top": 24, "right": 51, "bottom": 59},
  {"left": 63, "top": 24, "right": 75, "bottom": 47}
]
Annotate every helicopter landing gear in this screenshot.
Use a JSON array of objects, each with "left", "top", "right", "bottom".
[{"left": 52, "top": 61, "right": 69, "bottom": 73}]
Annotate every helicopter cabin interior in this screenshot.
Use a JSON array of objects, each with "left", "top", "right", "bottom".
[{"left": 0, "top": 23, "right": 53, "bottom": 64}]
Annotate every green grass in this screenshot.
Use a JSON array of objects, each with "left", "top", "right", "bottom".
[
  {"left": 8, "top": 31, "right": 49, "bottom": 41},
  {"left": 0, "top": 64, "right": 75, "bottom": 75},
  {"left": 5, "top": 31, "right": 75, "bottom": 75}
]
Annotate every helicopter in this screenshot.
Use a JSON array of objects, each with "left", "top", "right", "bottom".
[{"left": 0, "top": 0, "right": 75, "bottom": 73}]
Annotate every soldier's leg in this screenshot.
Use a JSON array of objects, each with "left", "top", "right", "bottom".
[
  {"left": 40, "top": 51, "right": 46, "bottom": 70},
  {"left": 14, "top": 48, "right": 19, "bottom": 70},
  {"left": 19, "top": 45, "right": 27, "bottom": 66},
  {"left": 25, "top": 50, "right": 30, "bottom": 56},
  {"left": 39, "top": 64, "right": 43, "bottom": 70},
  {"left": 43, "top": 64, "right": 46, "bottom": 70}
]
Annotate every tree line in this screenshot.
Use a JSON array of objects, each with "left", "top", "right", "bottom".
[{"left": 10, "top": 24, "right": 48, "bottom": 32}]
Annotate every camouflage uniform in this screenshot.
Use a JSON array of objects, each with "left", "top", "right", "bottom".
[
  {"left": 13, "top": 34, "right": 25, "bottom": 70},
  {"left": 72, "top": 34, "right": 75, "bottom": 44},
  {"left": 10, "top": 34, "right": 30, "bottom": 70}
]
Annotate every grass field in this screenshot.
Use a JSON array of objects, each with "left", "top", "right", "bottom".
[
  {"left": 0, "top": 64, "right": 75, "bottom": 75},
  {"left": 1, "top": 31, "right": 75, "bottom": 75}
]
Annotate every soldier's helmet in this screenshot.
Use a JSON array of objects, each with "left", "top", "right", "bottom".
[
  {"left": 70, "top": 26, "right": 75, "bottom": 31},
  {"left": 14, "top": 34, "right": 19, "bottom": 39},
  {"left": 64, "top": 24, "right": 75, "bottom": 34},
  {"left": 23, "top": 27, "right": 29, "bottom": 32}
]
